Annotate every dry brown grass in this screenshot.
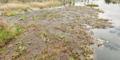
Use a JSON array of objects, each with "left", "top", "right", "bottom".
[
  {"left": 0, "top": 1, "right": 63, "bottom": 13},
  {"left": 29, "top": 2, "right": 48, "bottom": 8},
  {"left": 28, "top": 1, "right": 63, "bottom": 8},
  {"left": 0, "top": 3, "right": 30, "bottom": 11},
  {"left": 0, "top": 21, "right": 6, "bottom": 28}
]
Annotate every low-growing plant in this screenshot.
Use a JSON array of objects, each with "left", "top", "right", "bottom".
[
  {"left": 21, "top": 16, "right": 26, "bottom": 20},
  {"left": 69, "top": 57, "right": 74, "bottom": 60},
  {"left": 32, "top": 15, "right": 35, "bottom": 20},
  {"left": 2, "top": 11, "right": 18, "bottom": 16},
  {"left": 0, "top": 25, "right": 22, "bottom": 47},
  {"left": 6, "top": 49, "right": 9, "bottom": 53},
  {"left": 0, "top": 50, "right": 2, "bottom": 54}
]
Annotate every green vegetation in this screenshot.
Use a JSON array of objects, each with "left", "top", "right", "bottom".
[
  {"left": 0, "top": 25, "right": 22, "bottom": 47},
  {"left": 69, "top": 57, "right": 74, "bottom": 60},
  {"left": 21, "top": 16, "right": 26, "bottom": 20},
  {"left": 2, "top": 11, "right": 18, "bottom": 16},
  {"left": 86, "top": 4, "right": 99, "bottom": 7}
]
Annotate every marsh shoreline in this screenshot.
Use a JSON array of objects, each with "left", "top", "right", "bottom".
[{"left": 0, "top": 6, "right": 113, "bottom": 60}]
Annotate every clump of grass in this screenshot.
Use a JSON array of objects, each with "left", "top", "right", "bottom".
[
  {"left": 0, "top": 21, "right": 22, "bottom": 47},
  {"left": 0, "top": 3, "right": 29, "bottom": 11}
]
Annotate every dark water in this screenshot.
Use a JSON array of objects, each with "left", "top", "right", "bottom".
[{"left": 75, "top": 0, "right": 120, "bottom": 60}]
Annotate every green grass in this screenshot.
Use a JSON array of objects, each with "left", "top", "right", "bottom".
[
  {"left": 0, "top": 26, "right": 22, "bottom": 47},
  {"left": 2, "top": 11, "right": 18, "bottom": 16}
]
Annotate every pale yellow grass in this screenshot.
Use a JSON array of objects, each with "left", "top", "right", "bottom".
[
  {"left": 0, "top": 3, "right": 30, "bottom": 11},
  {"left": 29, "top": 1, "right": 63, "bottom": 8},
  {"left": 29, "top": 2, "right": 48, "bottom": 8},
  {"left": 0, "top": 1, "right": 63, "bottom": 11}
]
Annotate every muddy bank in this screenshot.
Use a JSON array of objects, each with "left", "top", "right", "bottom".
[{"left": 0, "top": 6, "right": 113, "bottom": 60}]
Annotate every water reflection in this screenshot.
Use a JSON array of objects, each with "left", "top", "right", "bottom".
[
  {"left": 82, "top": 0, "right": 120, "bottom": 59},
  {"left": 105, "top": 0, "right": 120, "bottom": 4},
  {"left": 109, "top": 29, "right": 116, "bottom": 34}
]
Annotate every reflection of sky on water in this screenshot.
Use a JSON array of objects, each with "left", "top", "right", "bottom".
[
  {"left": 92, "top": 0, "right": 120, "bottom": 59},
  {"left": 75, "top": 0, "right": 120, "bottom": 60}
]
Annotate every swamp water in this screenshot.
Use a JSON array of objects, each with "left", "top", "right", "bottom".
[{"left": 75, "top": 0, "right": 120, "bottom": 60}]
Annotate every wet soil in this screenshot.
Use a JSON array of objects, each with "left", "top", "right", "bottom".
[{"left": 0, "top": 6, "right": 113, "bottom": 60}]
